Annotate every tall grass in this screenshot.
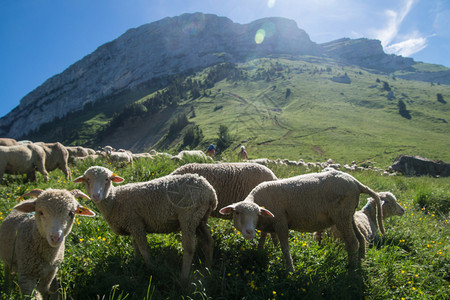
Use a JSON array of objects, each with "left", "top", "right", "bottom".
[{"left": 0, "top": 159, "right": 448, "bottom": 299}]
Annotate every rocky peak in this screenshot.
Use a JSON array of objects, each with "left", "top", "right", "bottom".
[
  {"left": 0, "top": 13, "right": 318, "bottom": 138},
  {"left": 321, "top": 38, "right": 414, "bottom": 72}
]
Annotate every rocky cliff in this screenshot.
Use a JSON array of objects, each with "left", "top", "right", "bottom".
[{"left": 0, "top": 13, "right": 437, "bottom": 139}]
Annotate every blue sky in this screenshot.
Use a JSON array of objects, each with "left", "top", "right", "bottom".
[{"left": 1, "top": 0, "right": 449, "bottom": 118}]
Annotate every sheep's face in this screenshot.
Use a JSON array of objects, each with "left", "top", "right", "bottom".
[
  {"left": 219, "top": 202, "right": 274, "bottom": 240},
  {"left": 15, "top": 189, "right": 95, "bottom": 248},
  {"left": 380, "top": 192, "right": 405, "bottom": 218},
  {"left": 74, "top": 166, "right": 124, "bottom": 203}
]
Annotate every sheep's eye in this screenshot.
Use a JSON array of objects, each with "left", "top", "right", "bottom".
[
  {"left": 235, "top": 211, "right": 240, "bottom": 215},
  {"left": 38, "top": 210, "right": 44, "bottom": 216},
  {"left": 68, "top": 211, "right": 75, "bottom": 218}
]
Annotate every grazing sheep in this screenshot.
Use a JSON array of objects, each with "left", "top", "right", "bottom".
[
  {"left": 172, "top": 150, "right": 211, "bottom": 162},
  {"left": 0, "top": 144, "right": 49, "bottom": 183},
  {"left": 171, "top": 162, "right": 277, "bottom": 218},
  {"left": 0, "top": 189, "right": 95, "bottom": 299},
  {"left": 316, "top": 192, "right": 405, "bottom": 244},
  {"left": 102, "top": 146, "right": 133, "bottom": 165},
  {"left": 66, "top": 146, "right": 91, "bottom": 162},
  {"left": 35, "top": 142, "right": 71, "bottom": 179},
  {"left": 74, "top": 166, "right": 218, "bottom": 281},
  {"left": 219, "top": 170, "right": 384, "bottom": 272},
  {"left": 0, "top": 138, "right": 18, "bottom": 146}
]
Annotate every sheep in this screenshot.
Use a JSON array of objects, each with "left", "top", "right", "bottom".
[
  {"left": 66, "top": 146, "right": 91, "bottom": 163},
  {"left": 0, "top": 188, "right": 95, "bottom": 299},
  {"left": 0, "top": 144, "right": 49, "bottom": 183},
  {"left": 171, "top": 162, "right": 277, "bottom": 218},
  {"left": 0, "top": 138, "right": 18, "bottom": 146},
  {"left": 35, "top": 142, "right": 71, "bottom": 179},
  {"left": 219, "top": 170, "right": 384, "bottom": 272},
  {"left": 74, "top": 166, "right": 218, "bottom": 281},
  {"left": 172, "top": 150, "right": 211, "bottom": 162},
  {"left": 316, "top": 192, "right": 405, "bottom": 244},
  {"left": 102, "top": 146, "right": 133, "bottom": 165}
]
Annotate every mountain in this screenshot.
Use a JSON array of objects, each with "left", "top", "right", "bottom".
[
  {"left": 2, "top": 12, "right": 445, "bottom": 139},
  {"left": 0, "top": 13, "right": 449, "bottom": 166},
  {"left": 0, "top": 13, "right": 318, "bottom": 138}
]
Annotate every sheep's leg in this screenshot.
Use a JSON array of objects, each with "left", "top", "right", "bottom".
[
  {"left": 37, "top": 268, "right": 58, "bottom": 300},
  {"left": 275, "top": 222, "right": 294, "bottom": 273},
  {"left": 258, "top": 232, "right": 268, "bottom": 249},
  {"left": 335, "top": 218, "right": 360, "bottom": 268},
  {"left": 18, "top": 273, "right": 40, "bottom": 299},
  {"left": 180, "top": 227, "right": 196, "bottom": 282},
  {"left": 131, "top": 232, "right": 152, "bottom": 268},
  {"left": 33, "top": 159, "right": 49, "bottom": 182},
  {"left": 195, "top": 220, "right": 214, "bottom": 267},
  {"left": 354, "top": 221, "right": 366, "bottom": 260}
]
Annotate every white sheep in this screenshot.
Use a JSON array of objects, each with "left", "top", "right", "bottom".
[
  {"left": 74, "top": 166, "right": 218, "bottom": 281},
  {"left": 66, "top": 146, "right": 91, "bottom": 162},
  {"left": 0, "top": 144, "right": 49, "bottom": 183},
  {"left": 172, "top": 150, "right": 211, "bottom": 162},
  {"left": 0, "top": 138, "right": 18, "bottom": 146},
  {"left": 316, "top": 192, "right": 405, "bottom": 244},
  {"left": 171, "top": 162, "right": 277, "bottom": 218},
  {"left": 219, "top": 170, "right": 384, "bottom": 272},
  {"left": 0, "top": 188, "right": 95, "bottom": 299},
  {"left": 102, "top": 146, "right": 133, "bottom": 165},
  {"left": 35, "top": 142, "right": 71, "bottom": 179}
]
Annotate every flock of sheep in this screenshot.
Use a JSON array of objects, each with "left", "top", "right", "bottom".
[{"left": 0, "top": 138, "right": 405, "bottom": 299}]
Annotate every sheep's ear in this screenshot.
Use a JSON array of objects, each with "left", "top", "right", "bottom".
[
  {"left": 19, "top": 189, "right": 44, "bottom": 200},
  {"left": 14, "top": 199, "right": 37, "bottom": 213},
  {"left": 219, "top": 205, "right": 236, "bottom": 215},
  {"left": 259, "top": 207, "right": 275, "bottom": 218},
  {"left": 70, "top": 189, "right": 91, "bottom": 200},
  {"left": 75, "top": 205, "right": 96, "bottom": 217},
  {"left": 73, "top": 175, "right": 86, "bottom": 183},
  {"left": 111, "top": 173, "right": 124, "bottom": 183}
]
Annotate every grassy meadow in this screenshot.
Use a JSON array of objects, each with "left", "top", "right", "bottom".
[{"left": 0, "top": 156, "right": 449, "bottom": 299}]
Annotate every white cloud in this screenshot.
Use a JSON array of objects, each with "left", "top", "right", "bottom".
[
  {"left": 384, "top": 35, "right": 428, "bottom": 56},
  {"left": 369, "top": 0, "right": 429, "bottom": 57},
  {"left": 374, "top": 0, "right": 415, "bottom": 46}
]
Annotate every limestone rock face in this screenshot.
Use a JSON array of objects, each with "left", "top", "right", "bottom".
[
  {"left": 1, "top": 13, "right": 442, "bottom": 139},
  {"left": 0, "top": 13, "right": 318, "bottom": 138},
  {"left": 321, "top": 38, "right": 415, "bottom": 72}
]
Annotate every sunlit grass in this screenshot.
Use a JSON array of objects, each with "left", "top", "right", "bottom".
[{"left": 0, "top": 159, "right": 448, "bottom": 299}]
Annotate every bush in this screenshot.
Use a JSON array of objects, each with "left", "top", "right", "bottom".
[{"left": 216, "top": 125, "right": 233, "bottom": 152}]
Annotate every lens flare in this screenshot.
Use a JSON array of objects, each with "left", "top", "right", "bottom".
[
  {"left": 255, "top": 29, "right": 266, "bottom": 44},
  {"left": 267, "top": 0, "right": 276, "bottom": 8}
]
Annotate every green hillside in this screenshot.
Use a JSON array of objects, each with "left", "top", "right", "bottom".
[{"left": 28, "top": 56, "right": 450, "bottom": 168}]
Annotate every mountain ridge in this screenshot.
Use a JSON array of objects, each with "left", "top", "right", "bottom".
[{"left": 1, "top": 12, "right": 449, "bottom": 140}]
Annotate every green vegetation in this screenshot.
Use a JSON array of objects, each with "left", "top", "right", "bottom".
[
  {"left": 26, "top": 58, "right": 450, "bottom": 168},
  {"left": 0, "top": 158, "right": 449, "bottom": 299}
]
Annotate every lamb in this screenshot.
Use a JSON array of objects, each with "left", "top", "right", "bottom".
[
  {"left": 219, "top": 170, "right": 384, "bottom": 272},
  {"left": 316, "top": 192, "right": 405, "bottom": 243},
  {"left": 35, "top": 142, "right": 71, "bottom": 179},
  {"left": 0, "top": 188, "right": 95, "bottom": 299},
  {"left": 0, "top": 144, "right": 49, "bottom": 183},
  {"left": 171, "top": 162, "right": 277, "bottom": 218},
  {"left": 172, "top": 150, "right": 211, "bottom": 162},
  {"left": 74, "top": 166, "right": 218, "bottom": 281}
]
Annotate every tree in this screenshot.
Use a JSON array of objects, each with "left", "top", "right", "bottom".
[
  {"left": 437, "top": 93, "right": 446, "bottom": 104},
  {"left": 398, "top": 100, "right": 411, "bottom": 119},
  {"left": 216, "top": 125, "right": 233, "bottom": 152}
]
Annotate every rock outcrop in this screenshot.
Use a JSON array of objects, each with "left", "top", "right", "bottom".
[
  {"left": 0, "top": 13, "right": 319, "bottom": 138},
  {"left": 391, "top": 155, "right": 450, "bottom": 177}
]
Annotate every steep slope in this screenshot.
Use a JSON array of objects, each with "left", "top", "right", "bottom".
[
  {"left": 95, "top": 58, "right": 450, "bottom": 166},
  {"left": 0, "top": 13, "right": 318, "bottom": 138}
]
